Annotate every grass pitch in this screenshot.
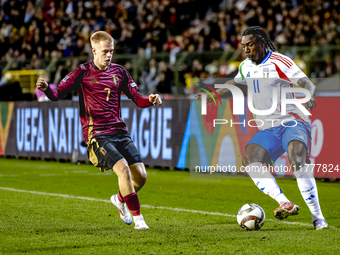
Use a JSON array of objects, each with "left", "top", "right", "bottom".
[{"left": 0, "top": 158, "right": 339, "bottom": 254}]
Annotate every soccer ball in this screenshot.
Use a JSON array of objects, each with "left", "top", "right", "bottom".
[{"left": 237, "top": 203, "right": 266, "bottom": 231}]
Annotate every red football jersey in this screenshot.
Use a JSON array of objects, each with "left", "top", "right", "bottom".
[{"left": 45, "top": 62, "right": 152, "bottom": 143}]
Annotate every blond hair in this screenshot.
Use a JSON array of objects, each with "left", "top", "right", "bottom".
[{"left": 90, "top": 31, "right": 114, "bottom": 47}]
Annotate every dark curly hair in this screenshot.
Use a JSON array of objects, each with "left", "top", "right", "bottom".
[{"left": 242, "top": 26, "right": 278, "bottom": 52}]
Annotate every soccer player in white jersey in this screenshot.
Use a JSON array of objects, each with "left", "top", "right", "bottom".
[{"left": 196, "top": 26, "right": 328, "bottom": 230}]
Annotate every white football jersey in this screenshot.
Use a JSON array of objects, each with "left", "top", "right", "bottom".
[{"left": 234, "top": 52, "right": 309, "bottom": 130}]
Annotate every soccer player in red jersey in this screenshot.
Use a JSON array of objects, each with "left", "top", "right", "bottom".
[{"left": 36, "top": 31, "right": 162, "bottom": 229}]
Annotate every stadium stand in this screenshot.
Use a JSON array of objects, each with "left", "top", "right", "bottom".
[{"left": 1, "top": 0, "right": 340, "bottom": 98}]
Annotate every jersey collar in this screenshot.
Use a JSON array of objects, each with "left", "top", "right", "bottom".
[
  {"left": 91, "top": 61, "right": 111, "bottom": 71},
  {"left": 260, "top": 51, "right": 272, "bottom": 65}
]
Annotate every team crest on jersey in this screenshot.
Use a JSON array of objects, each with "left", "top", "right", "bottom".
[
  {"left": 263, "top": 68, "right": 269, "bottom": 78},
  {"left": 62, "top": 75, "right": 69, "bottom": 82},
  {"left": 113, "top": 75, "right": 119, "bottom": 85}
]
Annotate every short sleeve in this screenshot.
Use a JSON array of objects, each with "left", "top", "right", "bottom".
[
  {"left": 234, "top": 69, "right": 247, "bottom": 84},
  {"left": 234, "top": 61, "right": 247, "bottom": 85},
  {"left": 285, "top": 60, "right": 307, "bottom": 84}
]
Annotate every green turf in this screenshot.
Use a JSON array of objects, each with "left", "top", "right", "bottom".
[{"left": 0, "top": 158, "right": 339, "bottom": 254}]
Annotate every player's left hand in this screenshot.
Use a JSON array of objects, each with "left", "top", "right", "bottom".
[
  {"left": 304, "top": 98, "right": 316, "bottom": 110},
  {"left": 149, "top": 94, "right": 162, "bottom": 106}
]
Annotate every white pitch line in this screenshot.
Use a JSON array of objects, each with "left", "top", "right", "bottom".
[{"left": 0, "top": 187, "right": 338, "bottom": 230}]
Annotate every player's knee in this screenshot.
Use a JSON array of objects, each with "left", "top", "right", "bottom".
[
  {"left": 287, "top": 142, "right": 307, "bottom": 171},
  {"left": 288, "top": 158, "right": 304, "bottom": 172},
  {"left": 114, "top": 162, "right": 132, "bottom": 181},
  {"left": 136, "top": 166, "right": 147, "bottom": 185},
  {"left": 140, "top": 171, "right": 147, "bottom": 185},
  {"left": 135, "top": 177, "right": 147, "bottom": 191},
  {"left": 242, "top": 157, "right": 248, "bottom": 166},
  {"left": 288, "top": 149, "right": 305, "bottom": 171},
  {"left": 121, "top": 168, "right": 132, "bottom": 181},
  {"left": 133, "top": 173, "right": 147, "bottom": 192},
  {"left": 132, "top": 164, "right": 147, "bottom": 180},
  {"left": 242, "top": 154, "right": 254, "bottom": 166}
]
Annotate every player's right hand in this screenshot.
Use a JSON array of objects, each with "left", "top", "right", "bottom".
[
  {"left": 195, "top": 93, "right": 213, "bottom": 103},
  {"left": 149, "top": 94, "right": 162, "bottom": 106},
  {"left": 195, "top": 93, "right": 204, "bottom": 101},
  {"left": 304, "top": 98, "right": 316, "bottom": 110},
  {"left": 36, "top": 78, "right": 49, "bottom": 92}
]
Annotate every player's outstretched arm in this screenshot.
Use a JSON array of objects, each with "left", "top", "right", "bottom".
[
  {"left": 297, "top": 77, "right": 316, "bottom": 110},
  {"left": 120, "top": 68, "right": 161, "bottom": 108},
  {"left": 149, "top": 94, "right": 162, "bottom": 106},
  {"left": 37, "top": 69, "right": 84, "bottom": 101},
  {"left": 195, "top": 79, "right": 236, "bottom": 102}
]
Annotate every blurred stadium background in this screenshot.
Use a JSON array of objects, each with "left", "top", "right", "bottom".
[
  {"left": 1, "top": 0, "right": 340, "bottom": 96},
  {"left": 0, "top": 0, "right": 339, "bottom": 179}
]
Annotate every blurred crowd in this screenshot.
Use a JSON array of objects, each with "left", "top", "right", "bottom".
[{"left": 1, "top": 0, "right": 340, "bottom": 97}]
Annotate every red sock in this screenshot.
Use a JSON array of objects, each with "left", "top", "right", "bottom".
[
  {"left": 123, "top": 192, "right": 141, "bottom": 216},
  {"left": 117, "top": 191, "right": 124, "bottom": 203}
]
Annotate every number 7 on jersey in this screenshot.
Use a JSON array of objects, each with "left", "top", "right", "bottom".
[{"left": 104, "top": 88, "right": 110, "bottom": 101}]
